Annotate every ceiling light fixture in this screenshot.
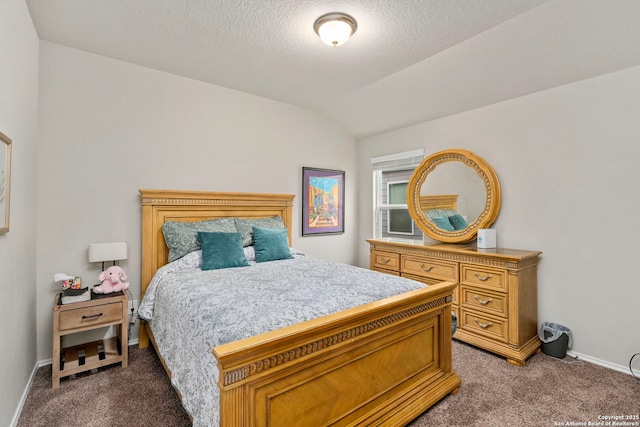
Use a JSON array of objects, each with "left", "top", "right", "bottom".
[{"left": 313, "top": 12, "right": 357, "bottom": 47}]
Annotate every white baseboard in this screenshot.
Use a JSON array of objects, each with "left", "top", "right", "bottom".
[
  {"left": 9, "top": 358, "right": 48, "bottom": 427},
  {"left": 10, "top": 338, "right": 140, "bottom": 427},
  {"left": 566, "top": 350, "right": 640, "bottom": 377}
]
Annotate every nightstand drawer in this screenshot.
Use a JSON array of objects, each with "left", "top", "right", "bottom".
[
  {"left": 460, "top": 264, "right": 508, "bottom": 293},
  {"left": 402, "top": 256, "right": 458, "bottom": 282},
  {"left": 59, "top": 301, "right": 123, "bottom": 331}
]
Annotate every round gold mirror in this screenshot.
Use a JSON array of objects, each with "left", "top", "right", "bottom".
[{"left": 407, "top": 149, "right": 501, "bottom": 243}]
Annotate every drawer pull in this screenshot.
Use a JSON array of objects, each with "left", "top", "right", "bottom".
[
  {"left": 379, "top": 257, "right": 391, "bottom": 264},
  {"left": 474, "top": 318, "right": 493, "bottom": 329},
  {"left": 474, "top": 272, "right": 493, "bottom": 281},
  {"left": 474, "top": 295, "right": 493, "bottom": 305},
  {"left": 81, "top": 313, "right": 103, "bottom": 320},
  {"left": 420, "top": 264, "right": 434, "bottom": 272}
]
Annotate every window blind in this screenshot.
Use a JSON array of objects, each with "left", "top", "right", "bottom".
[{"left": 371, "top": 148, "right": 424, "bottom": 172}]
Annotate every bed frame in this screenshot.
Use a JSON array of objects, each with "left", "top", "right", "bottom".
[
  {"left": 139, "top": 189, "right": 460, "bottom": 426},
  {"left": 419, "top": 194, "right": 458, "bottom": 212}
]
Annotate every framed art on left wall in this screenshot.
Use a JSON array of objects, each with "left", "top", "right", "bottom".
[
  {"left": 302, "top": 167, "right": 345, "bottom": 236},
  {"left": 0, "top": 131, "right": 11, "bottom": 234}
]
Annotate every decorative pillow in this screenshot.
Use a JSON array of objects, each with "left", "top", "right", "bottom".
[
  {"left": 235, "top": 216, "right": 285, "bottom": 247},
  {"left": 162, "top": 218, "right": 238, "bottom": 262},
  {"left": 197, "top": 232, "right": 249, "bottom": 270},
  {"left": 426, "top": 209, "right": 457, "bottom": 221},
  {"left": 252, "top": 227, "right": 292, "bottom": 263},
  {"left": 448, "top": 214, "right": 468, "bottom": 230},
  {"left": 431, "top": 215, "right": 454, "bottom": 231}
]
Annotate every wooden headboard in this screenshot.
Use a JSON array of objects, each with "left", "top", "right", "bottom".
[
  {"left": 139, "top": 189, "right": 295, "bottom": 298},
  {"left": 419, "top": 194, "right": 458, "bottom": 211}
]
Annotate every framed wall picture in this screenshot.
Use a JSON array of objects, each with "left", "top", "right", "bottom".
[
  {"left": 0, "top": 131, "right": 11, "bottom": 234},
  {"left": 302, "top": 167, "right": 345, "bottom": 236}
]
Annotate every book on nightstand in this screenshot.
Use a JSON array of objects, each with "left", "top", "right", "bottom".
[{"left": 60, "top": 287, "right": 91, "bottom": 304}]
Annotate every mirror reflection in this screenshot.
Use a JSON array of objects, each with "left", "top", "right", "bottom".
[{"left": 419, "top": 162, "right": 486, "bottom": 231}]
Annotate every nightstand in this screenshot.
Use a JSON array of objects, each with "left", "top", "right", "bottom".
[{"left": 52, "top": 292, "right": 128, "bottom": 388}]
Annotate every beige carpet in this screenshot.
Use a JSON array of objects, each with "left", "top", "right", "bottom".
[{"left": 17, "top": 341, "right": 640, "bottom": 427}]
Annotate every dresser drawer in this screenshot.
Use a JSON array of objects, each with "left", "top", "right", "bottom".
[
  {"left": 459, "top": 309, "right": 508, "bottom": 343},
  {"left": 402, "top": 256, "right": 458, "bottom": 282},
  {"left": 402, "top": 273, "right": 459, "bottom": 305},
  {"left": 460, "top": 285, "right": 507, "bottom": 318},
  {"left": 460, "top": 264, "right": 508, "bottom": 293},
  {"left": 59, "top": 301, "right": 124, "bottom": 332},
  {"left": 371, "top": 250, "right": 400, "bottom": 272},
  {"left": 373, "top": 267, "right": 399, "bottom": 276}
]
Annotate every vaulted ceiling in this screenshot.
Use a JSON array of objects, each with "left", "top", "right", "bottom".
[{"left": 26, "top": 0, "right": 640, "bottom": 137}]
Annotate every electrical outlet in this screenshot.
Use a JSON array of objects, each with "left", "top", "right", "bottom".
[{"left": 128, "top": 299, "right": 139, "bottom": 324}]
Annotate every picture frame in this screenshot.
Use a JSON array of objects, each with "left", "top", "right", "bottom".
[
  {"left": 0, "top": 131, "right": 11, "bottom": 235},
  {"left": 302, "top": 167, "right": 345, "bottom": 236}
]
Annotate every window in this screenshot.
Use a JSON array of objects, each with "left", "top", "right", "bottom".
[
  {"left": 372, "top": 149, "right": 424, "bottom": 240},
  {"left": 386, "top": 181, "right": 414, "bottom": 235}
]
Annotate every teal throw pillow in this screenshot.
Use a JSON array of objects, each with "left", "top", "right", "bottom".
[
  {"left": 235, "top": 216, "right": 285, "bottom": 247},
  {"left": 197, "top": 232, "right": 249, "bottom": 270},
  {"left": 426, "top": 209, "right": 457, "bottom": 221},
  {"left": 162, "top": 218, "right": 238, "bottom": 262},
  {"left": 431, "top": 215, "right": 454, "bottom": 231},
  {"left": 253, "top": 227, "right": 292, "bottom": 263},
  {"left": 448, "top": 214, "right": 468, "bottom": 230}
]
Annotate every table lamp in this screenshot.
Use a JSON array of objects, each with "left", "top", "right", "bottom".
[{"left": 88, "top": 241, "right": 128, "bottom": 271}]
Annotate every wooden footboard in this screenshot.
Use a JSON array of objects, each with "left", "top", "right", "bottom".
[{"left": 214, "top": 281, "right": 460, "bottom": 427}]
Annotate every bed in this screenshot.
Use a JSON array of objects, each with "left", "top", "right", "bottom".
[
  {"left": 418, "top": 194, "right": 469, "bottom": 231},
  {"left": 138, "top": 189, "right": 460, "bottom": 427}
]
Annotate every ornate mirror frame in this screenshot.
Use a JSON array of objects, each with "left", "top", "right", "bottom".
[{"left": 407, "top": 148, "right": 501, "bottom": 243}]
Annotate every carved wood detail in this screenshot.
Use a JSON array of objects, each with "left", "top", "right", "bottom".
[
  {"left": 222, "top": 296, "right": 450, "bottom": 386},
  {"left": 141, "top": 197, "right": 294, "bottom": 206},
  {"left": 369, "top": 242, "right": 537, "bottom": 271}
]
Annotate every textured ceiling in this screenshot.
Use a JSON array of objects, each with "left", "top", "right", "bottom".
[{"left": 25, "top": 0, "right": 640, "bottom": 137}]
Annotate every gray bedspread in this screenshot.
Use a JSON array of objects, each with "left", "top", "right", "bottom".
[{"left": 138, "top": 249, "right": 425, "bottom": 427}]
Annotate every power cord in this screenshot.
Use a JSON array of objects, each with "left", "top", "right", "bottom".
[
  {"left": 126, "top": 289, "right": 135, "bottom": 341},
  {"left": 630, "top": 353, "right": 640, "bottom": 380},
  {"left": 558, "top": 354, "right": 583, "bottom": 365}
]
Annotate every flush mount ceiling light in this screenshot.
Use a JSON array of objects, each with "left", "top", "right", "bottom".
[{"left": 313, "top": 12, "right": 357, "bottom": 47}]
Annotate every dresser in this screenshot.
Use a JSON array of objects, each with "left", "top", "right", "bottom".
[{"left": 367, "top": 238, "right": 541, "bottom": 366}]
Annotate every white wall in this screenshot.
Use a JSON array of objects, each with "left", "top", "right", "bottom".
[
  {"left": 0, "top": 1, "right": 39, "bottom": 425},
  {"left": 36, "top": 42, "right": 357, "bottom": 361},
  {"left": 357, "top": 65, "right": 640, "bottom": 370}
]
